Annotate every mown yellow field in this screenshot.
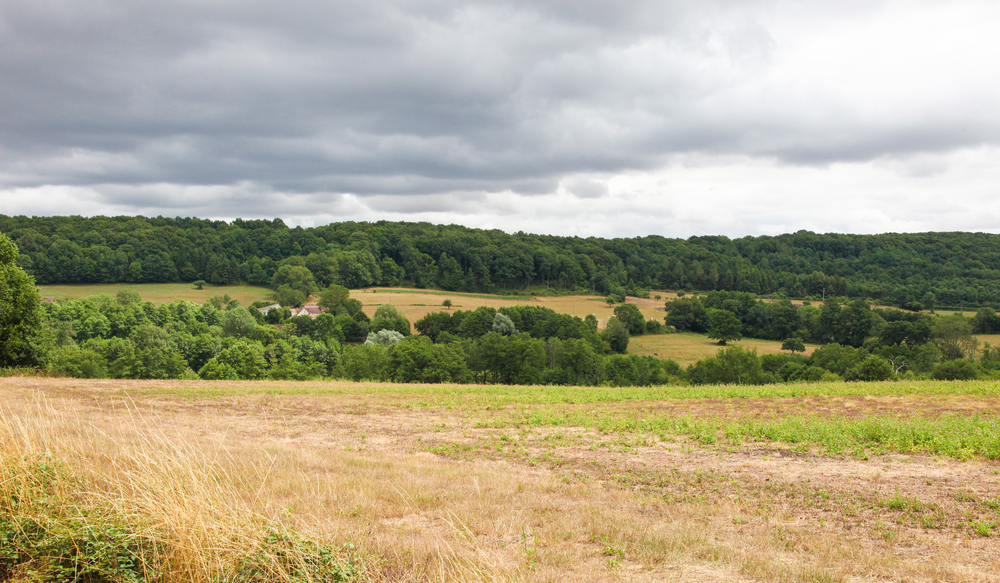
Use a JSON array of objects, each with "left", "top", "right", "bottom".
[
  {"left": 37, "top": 282, "right": 275, "bottom": 306},
  {"left": 353, "top": 287, "right": 629, "bottom": 323},
  {"left": 354, "top": 287, "right": 677, "bottom": 327},
  {"left": 976, "top": 334, "right": 1000, "bottom": 347},
  {"left": 629, "top": 332, "right": 818, "bottom": 365}
]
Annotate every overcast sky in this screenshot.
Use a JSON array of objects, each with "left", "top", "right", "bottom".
[{"left": 2, "top": 0, "right": 999, "bottom": 239}]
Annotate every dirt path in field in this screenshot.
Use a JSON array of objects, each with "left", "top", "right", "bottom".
[{"left": 4, "top": 377, "right": 1000, "bottom": 582}]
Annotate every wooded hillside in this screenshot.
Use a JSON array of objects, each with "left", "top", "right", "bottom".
[{"left": 3, "top": 215, "right": 999, "bottom": 308}]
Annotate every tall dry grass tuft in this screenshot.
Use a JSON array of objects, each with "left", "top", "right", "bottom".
[{"left": 0, "top": 399, "right": 357, "bottom": 582}]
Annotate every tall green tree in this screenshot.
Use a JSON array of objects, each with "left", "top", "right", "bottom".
[
  {"left": 707, "top": 309, "right": 742, "bottom": 345},
  {"left": 931, "top": 315, "right": 978, "bottom": 360},
  {"left": 602, "top": 317, "right": 630, "bottom": 354},
  {"left": 613, "top": 303, "right": 645, "bottom": 336},
  {"left": 0, "top": 233, "right": 42, "bottom": 366}
]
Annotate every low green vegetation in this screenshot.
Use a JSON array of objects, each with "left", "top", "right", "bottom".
[{"left": 476, "top": 410, "right": 1000, "bottom": 460}]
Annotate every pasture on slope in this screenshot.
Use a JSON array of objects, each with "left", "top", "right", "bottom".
[
  {"left": 37, "top": 282, "right": 276, "bottom": 306},
  {"left": 2, "top": 376, "right": 998, "bottom": 582}
]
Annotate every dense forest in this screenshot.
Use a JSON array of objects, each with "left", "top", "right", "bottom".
[{"left": 4, "top": 215, "right": 1000, "bottom": 308}]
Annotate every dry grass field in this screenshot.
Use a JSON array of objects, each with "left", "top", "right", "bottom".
[
  {"left": 3, "top": 376, "right": 999, "bottom": 582},
  {"left": 628, "top": 333, "right": 819, "bottom": 366},
  {"left": 37, "top": 282, "right": 275, "bottom": 305},
  {"left": 353, "top": 288, "right": 672, "bottom": 326}
]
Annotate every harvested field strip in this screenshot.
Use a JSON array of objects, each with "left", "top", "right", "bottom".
[
  {"left": 36, "top": 282, "right": 274, "bottom": 305},
  {"left": 61, "top": 377, "right": 1000, "bottom": 459},
  {"left": 141, "top": 379, "right": 1000, "bottom": 404},
  {"left": 474, "top": 410, "right": 1000, "bottom": 459},
  {"left": 365, "top": 288, "right": 528, "bottom": 300}
]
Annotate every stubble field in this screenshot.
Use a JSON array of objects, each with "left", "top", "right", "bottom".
[{"left": 3, "top": 377, "right": 999, "bottom": 582}]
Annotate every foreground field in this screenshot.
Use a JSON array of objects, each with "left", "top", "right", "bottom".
[{"left": 2, "top": 377, "right": 998, "bottom": 582}]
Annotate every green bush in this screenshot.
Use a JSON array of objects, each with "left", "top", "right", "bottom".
[
  {"left": 843, "top": 355, "right": 894, "bottom": 382},
  {"left": 931, "top": 359, "right": 980, "bottom": 380}
]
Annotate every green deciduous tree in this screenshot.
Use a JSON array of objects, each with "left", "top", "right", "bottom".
[
  {"left": 388, "top": 337, "right": 472, "bottom": 383},
  {"left": 0, "top": 233, "right": 43, "bottom": 366},
  {"left": 687, "top": 345, "right": 772, "bottom": 385},
  {"left": 270, "top": 265, "right": 317, "bottom": 297},
  {"left": 213, "top": 339, "right": 267, "bottom": 379},
  {"left": 274, "top": 285, "right": 307, "bottom": 308},
  {"left": 664, "top": 297, "right": 709, "bottom": 333},
  {"left": 414, "top": 311, "right": 454, "bottom": 342},
  {"left": 707, "top": 308, "right": 742, "bottom": 345},
  {"left": 491, "top": 312, "right": 518, "bottom": 336},
  {"left": 931, "top": 315, "right": 978, "bottom": 360},
  {"left": 843, "top": 355, "right": 894, "bottom": 382},
  {"left": 219, "top": 307, "right": 257, "bottom": 338},
  {"left": 317, "top": 284, "right": 350, "bottom": 312},
  {"left": 341, "top": 344, "right": 391, "bottom": 381},
  {"left": 47, "top": 346, "right": 108, "bottom": 378},
  {"left": 931, "top": 358, "right": 979, "bottom": 380},
  {"left": 613, "top": 303, "right": 645, "bottom": 336},
  {"left": 370, "top": 304, "right": 411, "bottom": 336},
  {"left": 602, "top": 317, "right": 629, "bottom": 354},
  {"left": 781, "top": 337, "right": 806, "bottom": 353},
  {"left": 111, "top": 325, "right": 187, "bottom": 379}
]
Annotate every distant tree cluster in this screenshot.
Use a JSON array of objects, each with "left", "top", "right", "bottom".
[
  {"left": 667, "top": 289, "right": 1000, "bottom": 382},
  {"left": 5, "top": 216, "right": 1000, "bottom": 308}
]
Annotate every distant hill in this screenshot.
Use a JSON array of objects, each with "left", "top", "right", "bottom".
[{"left": 2, "top": 214, "right": 998, "bottom": 308}]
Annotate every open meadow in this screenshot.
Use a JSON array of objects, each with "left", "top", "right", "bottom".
[
  {"left": 3, "top": 376, "right": 999, "bottom": 582},
  {"left": 628, "top": 333, "right": 819, "bottom": 366},
  {"left": 353, "top": 288, "right": 674, "bottom": 327},
  {"left": 37, "top": 282, "right": 276, "bottom": 306}
]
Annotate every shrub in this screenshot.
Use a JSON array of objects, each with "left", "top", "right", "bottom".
[
  {"left": 47, "top": 346, "right": 108, "bottom": 378},
  {"left": 843, "top": 355, "right": 894, "bottom": 382},
  {"left": 688, "top": 345, "right": 774, "bottom": 385},
  {"left": 931, "top": 359, "right": 980, "bottom": 380},
  {"left": 364, "top": 329, "right": 405, "bottom": 346}
]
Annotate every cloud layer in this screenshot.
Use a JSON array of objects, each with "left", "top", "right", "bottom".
[{"left": 2, "top": 0, "right": 999, "bottom": 237}]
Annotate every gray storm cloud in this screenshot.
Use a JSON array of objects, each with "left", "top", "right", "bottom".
[{"left": 1, "top": 0, "right": 999, "bottom": 236}]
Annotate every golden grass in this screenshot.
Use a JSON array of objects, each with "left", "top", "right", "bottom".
[
  {"left": 351, "top": 288, "right": 626, "bottom": 324},
  {"left": 352, "top": 288, "right": 674, "bottom": 336},
  {"left": 37, "top": 282, "right": 275, "bottom": 306},
  {"left": 0, "top": 397, "right": 356, "bottom": 582},
  {"left": 3, "top": 378, "right": 998, "bottom": 583},
  {"left": 628, "top": 332, "right": 818, "bottom": 365}
]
